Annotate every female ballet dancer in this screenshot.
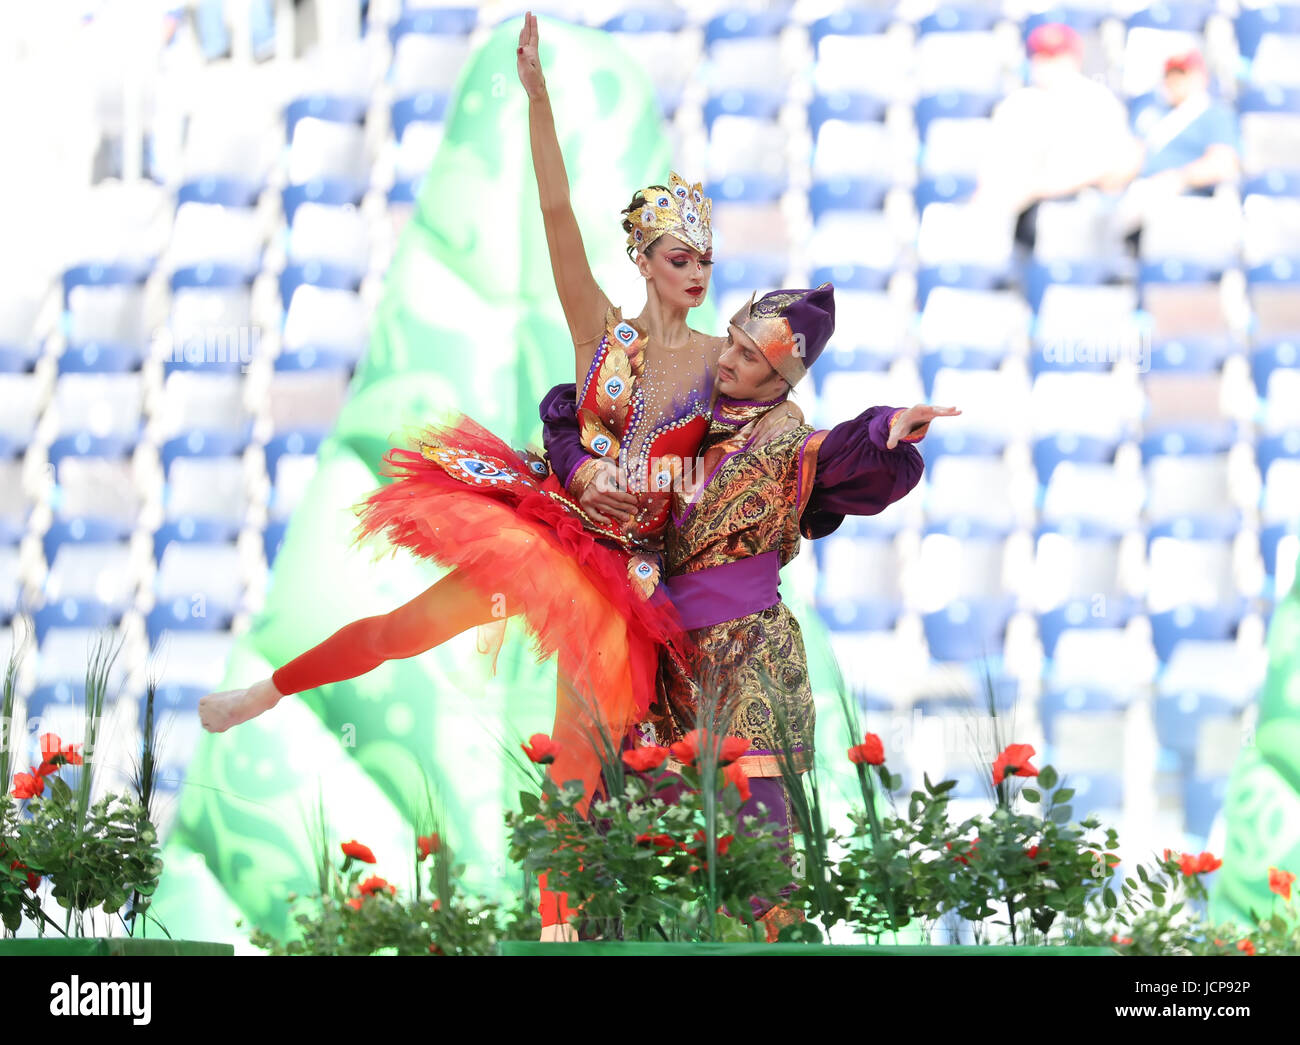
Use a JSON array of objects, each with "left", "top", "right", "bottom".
[{"left": 197, "top": 13, "right": 800, "bottom": 828}]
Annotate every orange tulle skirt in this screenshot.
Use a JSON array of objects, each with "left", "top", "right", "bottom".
[{"left": 350, "top": 415, "right": 690, "bottom": 810}]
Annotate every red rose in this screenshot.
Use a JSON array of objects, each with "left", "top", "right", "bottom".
[
  {"left": 522, "top": 733, "right": 560, "bottom": 765},
  {"left": 1237, "top": 939, "right": 1256, "bottom": 956},
  {"left": 723, "top": 762, "right": 751, "bottom": 803},
  {"left": 12, "top": 769, "right": 44, "bottom": 800},
  {"left": 358, "top": 875, "right": 395, "bottom": 898},
  {"left": 991, "top": 744, "right": 1038, "bottom": 787},
  {"left": 848, "top": 733, "right": 885, "bottom": 766},
  {"left": 39, "top": 733, "right": 83, "bottom": 769},
  {"left": 622, "top": 746, "right": 669, "bottom": 772},
  {"left": 341, "top": 840, "right": 376, "bottom": 864},
  {"left": 718, "top": 737, "right": 750, "bottom": 766},
  {"left": 1269, "top": 867, "right": 1295, "bottom": 902},
  {"left": 417, "top": 834, "right": 441, "bottom": 860},
  {"left": 636, "top": 833, "right": 680, "bottom": 854},
  {"left": 1179, "top": 851, "right": 1221, "bottom": 876}
]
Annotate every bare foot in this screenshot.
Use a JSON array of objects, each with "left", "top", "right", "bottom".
[{"left": 198, "top": 678, "right": 284, "bottom": 733}]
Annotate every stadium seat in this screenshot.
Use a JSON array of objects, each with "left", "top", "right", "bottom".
[
  {"left": 282, "top": 286, "right": 370, "bottom": 364},
  {"left": 1240, "top": 86, "right": 1300, "bottom": 178},
  {"left": 924, "top": 453, "right": 1026, "bottom": 528},
  {"left": 1031, "top": 283, "right": 1144, "bottom": 373},
  {"left": 391, "top": 91, "right": 449, "bottom": 141},
  {"left": 704, "top": 10, "right": 789, "bottom": 93},
  {"left": 1038, "top": 596, "right": 1138, "bottom": 659},
  {"left": 603, "top": 8, "right": 694, "bottom": 114},
  {"left": 167, "top": 202, "right": 264, "bottom": 280},
  {"left": 813, "top": 13, "right": 911, "bottom": 99},
  {"left": 809, "top": 177, "right": 891, "bottom": 220},
  {"left": 921, "top": 596, "right": 1015, "bottom": 664},
  {"left": 1148, "top": 604, "right": 1243, "bottom": 662},
  {"left": 1260, "top": 521, "right": 1300, "bottom": 597},
  {"left": 1031, "top": 433, "right": 1122, "bottom": 487},
  {"left": 282, "top": 178, "right": 367, "bottom": 224},
  {"left": 1183, "top": 774, "right": 1229, "bottom": 839},
  {"left": 1042, "top": 460, "right": 1146, "bottom": 533},
  {"left": 47, "top": 434, "right": 140, "bottom": 525}
]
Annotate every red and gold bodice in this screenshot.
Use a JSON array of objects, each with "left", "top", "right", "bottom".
[{"left": 576, "top": 307, "right": 714, "bottom": 539}]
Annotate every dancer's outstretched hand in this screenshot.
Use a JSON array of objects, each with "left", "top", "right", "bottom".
[
  {"left": 886, "top": 404, "right": 961, "bottom": 449},
  {"left": 517, "top": 11, "right": 546, "bottom": 100}
]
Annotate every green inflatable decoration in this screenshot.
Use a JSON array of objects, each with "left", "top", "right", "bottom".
[
  {"left": 1212, "top": 572, "right": 1300, "bottom": 929},
  {"left": 148, "top": 18, "right": 856, "bottom": 948}
]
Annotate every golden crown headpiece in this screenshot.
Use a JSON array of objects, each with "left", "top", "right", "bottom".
[{"left": 626, "top": 172, "right": 713, "bottom": 255}]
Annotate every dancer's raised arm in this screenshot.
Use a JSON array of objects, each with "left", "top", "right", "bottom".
[{"left": 518, "top": 12, "right": 611, "bottom": 382}]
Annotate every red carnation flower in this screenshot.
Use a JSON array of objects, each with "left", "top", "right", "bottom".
[
  {"left": 340, "top": 840, "right": 376, "bottom": 864},
  {"left": 358, "top": 875, "right": 396, "bottom": 898},
  {"left": 723, "top": 762, "right": 751, "bottom": 803},
  {"left": 848, "top": 733, "right": 885, "bottom": 766},
  {"left": 12, "top": 769, "right": 44, "bottom": 800},
  {"left": 417, "top": 834, "right": 441, "bottom": 860},
  {"left": 10, "top": 860, "right": 40, "bottom": 892},
  {"left": 622, "top": 746, "right": 669, "bottom": 772},
  {"left": 718, "top": 737, "right": 750, "bottom": 766},
  {"left": 345, "top": 897, "right": 363, "bottom": 911},
  {"left": 668, "top": 730, "right": 749, "bottom": 767},
  {"left": 431, "top": 899, "right": 442, "bottom": 912},
  {"left": 947, "top": 838, "right": 981, "bottom": 865},
  {"left": 1237, "top": 939, "right": 1256, "bottom": 956},
  {"left": 1179, "top": 851, "right": 1221, "bottom": 876},
  {"left": 991, "top": 744, "right": 1038, "bottom": 787},
  {"left": 522, "top": 733, "right": 560, "bottom": 765},
  {"left": 1110, "top": 934, "right": 1133, "bottom": 946}
]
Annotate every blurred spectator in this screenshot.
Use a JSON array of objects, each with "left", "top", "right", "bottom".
[
  {"left": 975, "top": 23, "right": 1137, "bottom": 251},
  {"left": 1113, "top": 49, "right": 1241, "bottom": 248}
]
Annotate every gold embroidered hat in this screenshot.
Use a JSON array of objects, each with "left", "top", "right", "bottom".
[
  {"left": 626, "top": 172, "right": 713, "bottom": 255},
  {"left": 728, "top": 282, "right": 836, "bottom": 387}
]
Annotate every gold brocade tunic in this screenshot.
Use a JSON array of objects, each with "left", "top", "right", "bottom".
[{"left": 652, "top": 405, "right": 827, "bottom": 778}]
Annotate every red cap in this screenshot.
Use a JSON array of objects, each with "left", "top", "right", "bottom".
[
  {"left": 1164, "top": 49, "right": 1205, "bottom": 75},
  {"left": 1027, "top": 22, "right": 1083, "bottom": 58}
]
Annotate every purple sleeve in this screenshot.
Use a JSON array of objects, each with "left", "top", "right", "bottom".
[
  {"left": 539, "top": 383, "right": 590, "bottom": 489},
  {"left": 800, "top": 405, "right": 925, "bottom": 540}
]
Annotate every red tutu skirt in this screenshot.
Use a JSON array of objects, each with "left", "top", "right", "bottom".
[{"left": 351, "top": 415, "right": 690, "bottom": 807}]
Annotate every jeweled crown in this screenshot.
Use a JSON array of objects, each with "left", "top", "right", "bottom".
[{"left": 626, "top": 172, "right": 713, "bottom": 255}]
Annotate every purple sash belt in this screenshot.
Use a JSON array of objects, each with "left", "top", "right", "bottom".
[{"left": 664, "top": 551, "right": 781, "bottom": 631}]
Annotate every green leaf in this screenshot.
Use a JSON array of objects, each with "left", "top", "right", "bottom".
[
  {"left": 1103, "top": 888, "right": 1117, "bottom": 910},
  {"left": 1053, "top": 788, "right": 1075, "bottom": 803},
  {"left": 1021, "top": 787, "right": 1041, "bottom": 803},
  {"left": 1049, "top": 806, "right": 1071, "bottom": 824},
  {"left": 1137, "top": 864, "right": 1150, "bottom": 885},
  {"left": 518, "top": 790, "right": 540, "bottom": 817},
  {"left": 1038, "top": 766, "right": 1058, "bottom": 790}
]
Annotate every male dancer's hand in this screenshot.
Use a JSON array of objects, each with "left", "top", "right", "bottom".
[
  {"left": 750, "top": 400, "right": 804, "bottom": 447},
  {"left": 578, "top": 458, "right": 637, "bottom": 527},
  {"left": 886, "top": 404, "right": 961, "bottom": 449}
]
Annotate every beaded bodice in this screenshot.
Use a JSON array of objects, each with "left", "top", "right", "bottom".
[{"left": 576, "top": 307, "right": 718, "bottom": 538}]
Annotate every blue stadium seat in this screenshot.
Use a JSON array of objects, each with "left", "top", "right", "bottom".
[
  {"left": 137, "top": 683, "right": 207, "bottom": 732},
  {"left": 706, "top": 172, "right": 786, "bottom": 205},
  {"left": 1025, "top": 260, "right": 1123, "bottom": 314},
  {"left": 810, "top": 9, "right": 892, "bottom": 50},
  {"left": 274, "top": 346, "right": 355, "bottom": 373},
  {"left": 708, "top": 255, "right": 787, "bottom": 297},
  {"left": 1032, "top": 435, "right": 1120, "bottom": 487},
  {"left": 809, "top": 176, "right": 890, "bottom": 219},
  {"left": 922, "top": 596, "right": 1015, "bottom": 663},
  {"left": 1236, "top": 4, "right": 1300, "bottom": 60},
  {"left": 1239, "top": 84, "right": 1300, "bottom": 116},
  {"left": 31, "top": 599, "right": 122, "bottom": 645},
  {"left": 1059, "top": 771, "right": 1124, "bottom": 816},
  {"left": 285, "top": 95, "right": 367, "bottom": 142},
  {"left": 704, "top": 9, "right": 788, "bottom": 49},
  {"left": 914, "top": 91, "right": 998, "bottom": 139},
  {"left": 57, "top": 342, "right": 145, "bottom": 374},
  {"left": 1146, "top": 336, "right": 1235, "bottom": 373},
  {"left": 1039, "top": 598, "right": 1138, "bottom": 659},
  {"left": 391, "top": 92, "right": 449, "bottom": 139},
  {"left": 812, "top": 345, "right": 895, "bottom": 392},
  {"left": 152, "top": 518, "right": 241, "bottom": 561},
  {"left": 388, "top": 177, "right": 424, "bottom": 205},
  {"left": 914, "top": 174, "right": 976, "bottom": 214},
  {"left": 1260, "top": 521, "right": 1300, "bottom": 588},
  {"left": 602, "top": 9, "right": 686, "bottom": 33},
  {"left": 1155, "top": 691, "right": 1241, "bottom": 764},
  {"left": 1183, "top": 774, "right": 1229, "bottom": 838},
  {"left": 389, "top": 6, "right": 477, "bottom": 42},
  {"left": 818, "top": 596, "right": 903, "bottom": 633},
  {"left": 808, "top": 92, "right": 888, "bottom": 136},
  {"left": 265, "top": 429, "right": 324, "bottom": 483},
  {"left": 1022, "top": 7, "right": 1110, "bottom": 38},
  {"left": 177, "top": 177, "right": 261, "bottom": 208},
  {"left": 916, "top": 264, "right": 1010, "bottom": 311},
  {"left": 146, "top": 599, "right": 235, "bottom": 646},
  {"left": 24, "top": 681, "right": 85, "bottom": 720},
  {"left": 1126, "top": 3, "right": 1215, "bottom": 31},
  {"left": 810, "top": 265, "right": 890, "bottom": 292},
  {"left": 918, "top": 5, "right": 1002, "bottom": 34},
  {"left": 1244, "top": 171, "right": 1300, "bottom": 197},
  {"left": 279, "top": 261, "right": 364, "bottom": 311},
  {"left": 61, "top": 263, "right": 149, "bottom": 308},
  {"left": 282, "top": 179, "right": 367, "bottom": 224},
  {"left": 169, "top": 264, "right": 254, "bottom": 292},
  {"left": 46, "top": 433, "right": 137, "bottom": 473},
  {"left": 918, "top": 346, "right": 1002, "bottom": 400},
  {"left": 159, "top": 429, "right": 247, "bottom": 472},
  {"left": 1256, "top": 427, "right": 1300, "bottom": 476},
  {"left": 1138, "top": 423, "right": 1237, "bottom": 463},
  {"left": 1148, "top": 604, "right": 1242, "bottom": 662},
  {"left": 264, "top": 518, "right": 290, "bottom": 566},
  {"left": 916, "top": 429, "right": 1007, "bottom": 466},
  {"left": 703, "top": 90, "right": 783, "bottom": 131}
]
